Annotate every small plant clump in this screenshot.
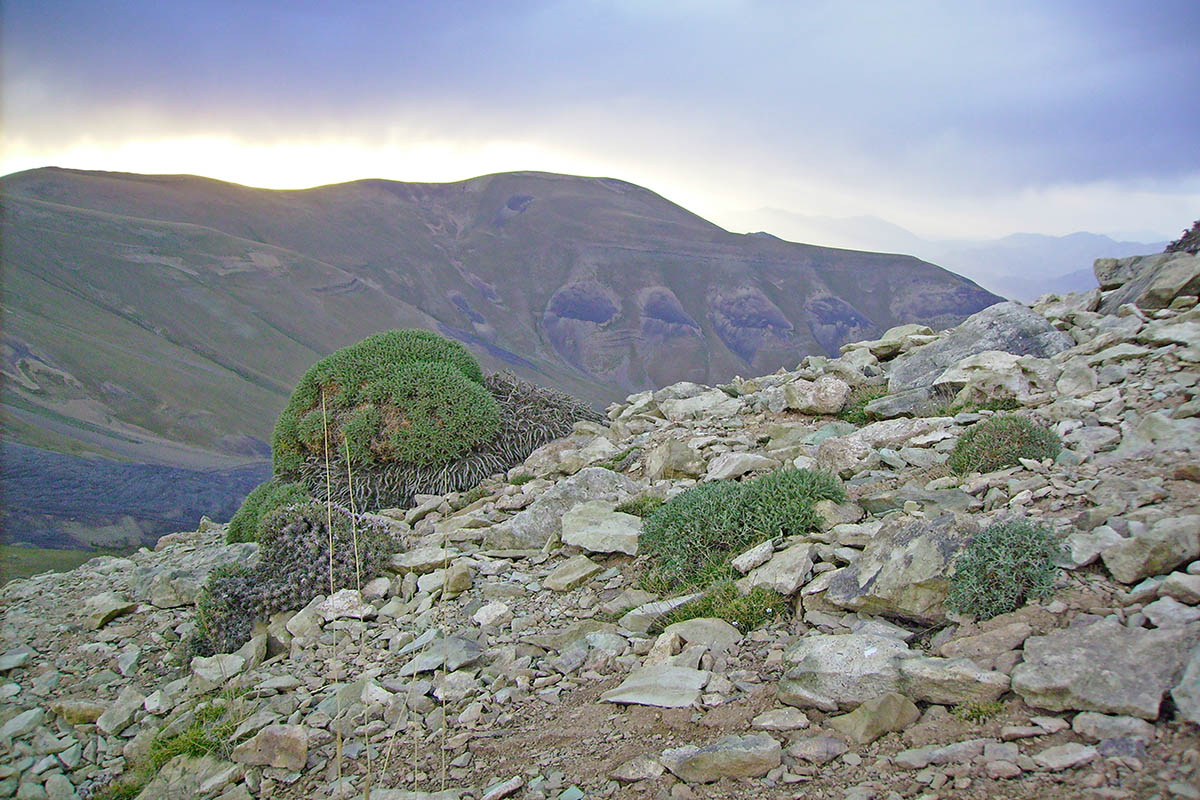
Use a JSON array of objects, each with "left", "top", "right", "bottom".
[
  {"left": 947, "top": 414, "right": 1061, "bottom": 475},
  {"left": 838, "top": 384, "right": 887, "bottom": 425},
  {"left": 192, "top": 501, "right": 398, "bottom": 654},
  {"left": 946, "top": 518, "right": 1061, "bottom": 621},
  {"left": 225, "top": 479, "right": 310, "bottom": 543},
  {"left": 640, "top": 467, "right": 844, "bottom": 593},
  {"left": 951, "top": 699, "right": 1005, "bottom": 724},
  {"left": 663, "top": 581, "right": 785, "bottom": 632}
]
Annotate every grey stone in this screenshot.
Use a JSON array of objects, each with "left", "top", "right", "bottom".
[
  {"left": 0, "top": 708, "right": 43, "bottom": 742},
  {"left": 731, "top": 541, "right": 775, "bottom": 574},
  {"left": 1144, "top": 596, "right": 1200, "bottom": 627},
  {"left": 610, "top": 754, "right": 665, "bottom": 782},
  {"left": 661, "top": 733, "right": 781, "bottom": 783},
  {"left": 1071, "top": 712, "right": 1155, "bottom": 743},
  {"left": 778, "top": 633, "right": 908, "bottom": 711},
  {"left": 560, "top": 501, "right": 642, "bottom": 556},
  {"left": 544, "top": 554, "right": 604, "bottom": 591},
  {"left": 826, "top": 692, "right": 919, "bottom": 744},
  {"left": 1011, "top": 618, "right": 1200, "bottom": 719},
  {"left": 191, "top": 653, "right": 246, "bottom": 687},
  {"left": 644, "top": 439, "right": 704, "bottom": 480},
  {"left": 96, "top": 685, "right": 145, "bottom": 736},
  {"left": 1098, "top": 252, "right": 1200, "bottom": 312},
  {"left": 483, "top": 468, "right": 638, "bottom": 549},
  {"left": 83, "top": 592, "right": 135, "bottom": 630},
  {"left": 898, "top": 656, "right": 1010, "bottom": 704},
  {"left": 704, "top": 451, "right": 780, "bottom": 481},
  {"left": 784, "top": 376, "right": 851, "bottom": 415},
  {"left": 825, "top": 514, "right": 976, "bottom": 624},
  {"left": 389, "top": 546, "right": 459, "bottom": 574},
  {"left": 750, "top": 708, "right": 810, "bottom": 731},
  {"left": 1100, "top": 515, "right": 1200, "bottom": 584},
  {"left": 660, "top": 618, "right": 743, "bottom": 652},
  {"left": 133, "top": 754, "right": 243, "bottom": 800},
  {"left": 1171, "top": 645, "right": 1200, "bottom": 725},
  {"left": 600, "top": 666, "right": 709, "bottom": 708},
  {"left": 231, "top": 724, "right": 307, "bottom": 770},
  {"left": 738, "top": 542, "right": 814, "bottom": 596},
  {"left": 887, "top": 302, "right": 1073, "bottom": 393},
  {"left": 1159, "top": 572, "right": 1200, "bottom": 604},
  {"left": 786, "top": 735, "right": 848, "bottom": 764}
]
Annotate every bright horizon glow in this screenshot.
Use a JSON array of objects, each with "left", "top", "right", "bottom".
[{"left": 3, "top": 1, "right": 1198, "bottom": 243}]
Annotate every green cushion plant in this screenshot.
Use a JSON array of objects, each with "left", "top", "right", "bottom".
[
  {"left": 947, "top": 413, "right": 1061, "bottom": 475},
  {"left": 225, "top": 479, "right": 310, "bottom": 543},
  {"left": 946, "top": 518, "right": 1061, "bottom": 620},
  {"left": 640, "top": 467, "right": 844, "bottom": 594}
]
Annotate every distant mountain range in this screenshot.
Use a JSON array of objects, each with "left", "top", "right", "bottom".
[
  {"left": 0, "top": 167, "right": 1000, "bottom": 549},
  {"left": 729, "top": 209, "right": 1167, "bottom": 301}
]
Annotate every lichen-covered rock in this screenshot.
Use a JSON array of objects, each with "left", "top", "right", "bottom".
[
  {"left": 1011, "top": 618, "right": 1200, "bottom": 720},
  {"left": 483, "top": 468, "right": 638, "bottom": 549}
]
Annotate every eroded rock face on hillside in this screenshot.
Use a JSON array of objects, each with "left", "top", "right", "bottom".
[{"left": 2, "top": 250, "right": 1199, "bottom": 800}]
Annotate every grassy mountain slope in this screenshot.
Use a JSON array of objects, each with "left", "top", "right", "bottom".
[{"left": 1, "top": 167, "right": 1000, "bottom": 550}]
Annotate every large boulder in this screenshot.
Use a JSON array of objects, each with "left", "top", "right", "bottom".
[
  {"left": 560, "top": 501, "right": 642, "bottom": 555},
  {"left": 1011, "top": 618, "right": 1200, "bottom": 720},
  {"left": 824, "top": 515, "right": 977, "bottom": 624},
  {"left": 887, "top": 302, "right": 1073, "bottom": 393},
  {"left": 1096, "top": 251, "right": 1200, "bottom": 312},
  {"left": 483, "top": 468, "right": 638, "bottom": 549},
  {"left": 784, "top": 376, "right": 851, "bottom": 415},
  {"left": 778, "top": 633, "right": 908, "bottom": 711},
  {"left": 1099, "top": 515, "right": 1200, "bottom": 584},
  {"left": 644, "top": 439, "right": 704, "bottom": 480}
]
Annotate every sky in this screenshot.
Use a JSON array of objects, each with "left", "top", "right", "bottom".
[{"left": 2, "top": 0, "right": 1198, "bottom": 241}]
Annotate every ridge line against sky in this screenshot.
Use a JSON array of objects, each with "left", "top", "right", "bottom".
[{"left": 2, "top": 0, "right": 1198, "bottom": 241}]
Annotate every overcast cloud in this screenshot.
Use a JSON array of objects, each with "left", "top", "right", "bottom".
[{"left": 2, "top": 0, "right": 1197, "bottom": 239}]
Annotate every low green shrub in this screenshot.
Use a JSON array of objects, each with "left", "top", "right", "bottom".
[
  {"left": 192, "top": 501, "right": 399, "bottom": 655},
  {"left": 946, "top": 519, "right": 1061, "bottom": 620},
  {"left": 225, "top": 479, "right": 310, "bottom": 543},
  {"left": 947, "top": 414, "right": 1061, "bottom": 474},
  {"left": 662, "top": 581, "right": 785, "bottom": 632},
  {"left": 640, "top": 468, "right": 843, "bottom": 592},
  {"left": 509, "top": 473, "right": 534, "bottom": 486}
]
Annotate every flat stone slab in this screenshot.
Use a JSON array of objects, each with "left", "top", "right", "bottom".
[
  {"left": 560, "top": 501, "right": 642, "bottom": 556},
  {"left": 600, "top": 665, "right": 709, "bottom": 708},
  {"left": 1012, "top": 618, "right": 1200, "bottom": 720},
  {"left": 544, "top": 554, "right": 604, "bottom": 591},
  {"left": 661, "top": 733, "right": 781, "bottom": 783}
]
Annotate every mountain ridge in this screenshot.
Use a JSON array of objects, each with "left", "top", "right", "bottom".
[{"left": 1, "top": 166, "right": 1000, "bottom": 549}]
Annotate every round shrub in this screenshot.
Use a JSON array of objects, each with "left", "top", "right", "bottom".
[
  {"left": 273, "top": 330, "right": 500, "bottom": 479},
  {"left": 641, "top": 468, "right": 844, "bottom": 593},
  {"left": 946, "top": 518, "right": 1061, "bottom": 620},
  {"left": 226, "top": 479, "right": 310, "bottom": 543},
  {"left": 192, "top": 501, "right": 399, "bottom": 654},
  {"left": 947, "top": 414, "right": 1061, "bottom": 475},
  {"left": 288, "top": 369, "right": 603, "bottom": 510}
]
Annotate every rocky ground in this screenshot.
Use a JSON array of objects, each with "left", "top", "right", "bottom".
[{"left": 2, "top": 249, "right": 1199, "bottom": 800}]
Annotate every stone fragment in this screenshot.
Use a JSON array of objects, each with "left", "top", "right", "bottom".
[
  {"left": 1033, "top": 742, "right": 1098, "bottom": 771},
  {"left": 938, "top": 622, "right": 1032, "bottom": 665},
  {"left": 660, "top": 733, "right": 781, "bottom": 783},
  {"left": 1100, "top": 515, "right": 1200, "bottom": 584},
  {"left": 1071, "top": 712, "right": 1155, "bottom": 743},
  {"left": 731, "top": 541, "right": 774, "bottom": 574},
  {"left": 619, "top": 594, "right": 700, "bottom": 633},
  {"left": 231, "top": 724, "right": 307, "bottom": 770},
  {"left": 899, "top": 656, "right": 1010, "bottom": 704},
  {"left": 133, "top": 754, "right": 243, "bottom": 800},
  {"left": 600, "top": 666, "right": 709, "bottom": 708},
  {"left": 826, "top": 692, "right": 920, "bottom": 744},
  {"left": 83, "top": 592, "right": 135, "bottom": 630},
  {"left": 544, "top": 554, "right": 604, "bottom": 591},
  {"left": 0, "top": 708, "right": 43, "bottom": 742},
  {"left": 611, "top": 754, "right": 665, "bottom": 782},
  {"left": 1011, "top": 618, "right": 1200, "bottom": 720},
  {"left": 738, "top": 542, "right": 814, "bottom": 596},
  {"left": 1160, "top": 571, "right": 1200, "bottom": 604},
  {"left": 483, "top": 468, "right": 638, "bottom": 549},
  {"left": 472, "top": 601, "right": 513, "bottom": 627},
  {"left": 560, "top": 501, "right": 642, "bottom": 556},
  {"left": 1171, "top": 645, "right": 1200, "bottom": 726},
  {"left": 1097, "top": 251, "right": 1200, "bottom": 312},
  {"left": 96, "top": 685, "right": 145, "bottom": 736},
  {"left": 786, "top": 736, "right": 848, "bottom": 765},
  {"left": 825, "top": 514, "right": 977, "bottom": 624},
  {"left": 778, "top": 633, "right": 908, "bottom": 711},
  {"left": 659, "top": 388, "right": 743, "bottom": 422},
  {"left": 704, "top": 452, "right": 779, "bottom": 481},
  {"left": 785, "top": 376, "right": 851, "bottom": 415},
  {"left": 389, "top": 546, "right": 458, "bottom": 574},
  {"left": 750, "top": 708, "right": 810, "bottom": 731},
  {"left": 1144, "top": 596, "right": 1200, "bottom": 627},
  {"left": 644, "top": 439, "right": 705, "bottom": 480}
]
